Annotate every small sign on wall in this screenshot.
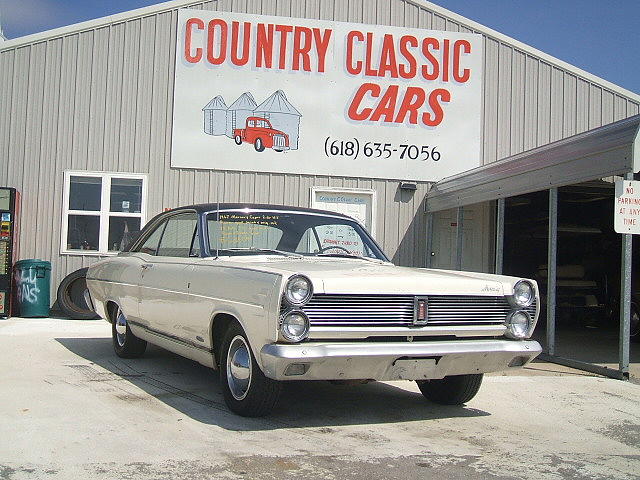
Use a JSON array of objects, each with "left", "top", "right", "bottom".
[
  {"left": 311, "top": 187, "right": 376, "bottom": 237},
  {"left": 614, "top": 179, "right": 640, "bottom": 234}
]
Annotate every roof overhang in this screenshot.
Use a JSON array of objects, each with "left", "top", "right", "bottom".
[{"left": 426, "top": 115, "right": 640, "bottom": 212}]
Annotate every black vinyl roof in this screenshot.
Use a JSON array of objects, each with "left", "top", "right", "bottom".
[{"left": 168, "top": 203, "right": 354, "bottom": 219}]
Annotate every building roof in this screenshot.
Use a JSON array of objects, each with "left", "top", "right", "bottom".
[
  {"left": 202, "top": 95, "right": 227, "bottom": 111},
  {"left": 426, "top": 114, "right": 640, "bottom": 212},
  {"left": 255, "top": 90, "right": 302, "bottom": 116},
  {"left": 227, "top": 92, "right": 257, "bottom": 111},
  {"left": 0, "top": 0, "right": 637, "bottom": 101}
]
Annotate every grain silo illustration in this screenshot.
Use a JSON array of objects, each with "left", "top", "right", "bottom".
[
  {"left": 202, "top": 95, "right": 228, "bottom": 135},
  {"left": 225, "top": 92, "right": 257, "bottom": 138},
  {"left": 254, "top": 90, "right": 302, "bottom": 150}
]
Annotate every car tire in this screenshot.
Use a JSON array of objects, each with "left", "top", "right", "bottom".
[
  {"left": 56, "top": 267, "right": 100, "bottom": 320},
  {"left": 416, "top": 374, "right": 483, "bottom": 405},
  {"left": 254, "top": 138, "right": 265, "bottom": 152},
  {"left": 234, "top": 135, "right": 242, "bottom": 145},
  {"left": 112, "top": 306, "right": 147, "bottom": 358},
  {"left": 219, "top": 323, "right": 281, "bottom": 417},
  {"left": 631, "top": 301, "right": 640, "bottom": 343}
]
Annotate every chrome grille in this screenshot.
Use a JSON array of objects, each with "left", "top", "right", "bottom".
[
  {"left": 273, "top": 135, "right": 286, "bottom": 148},
  {"left": 304, "top": 294, "right": 537, "bottom": 328}
]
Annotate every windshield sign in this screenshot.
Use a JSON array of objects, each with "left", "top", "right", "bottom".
[{"left": 206, "top": 211, "right": 386, "bottom": 260}]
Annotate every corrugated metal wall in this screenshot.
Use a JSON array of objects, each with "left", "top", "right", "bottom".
[{"left": 1, "top": 0, "right": 639, "bottom": 298}]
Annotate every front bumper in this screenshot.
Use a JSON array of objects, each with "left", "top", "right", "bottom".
[{"left": 260, "top": 339, "right": 541, "bottom": 381}]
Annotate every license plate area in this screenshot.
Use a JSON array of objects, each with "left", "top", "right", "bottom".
[{"left": 391, "top": 357, "right": 438, "bottom": 380}]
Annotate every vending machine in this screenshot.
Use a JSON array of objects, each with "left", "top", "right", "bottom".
[{"left": 0, "top": 188, "right": 19, "bottom": 317}]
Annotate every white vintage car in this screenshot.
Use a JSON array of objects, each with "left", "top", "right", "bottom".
[{"left": 87, "top": 204, "right": 542, "bottom": 416}]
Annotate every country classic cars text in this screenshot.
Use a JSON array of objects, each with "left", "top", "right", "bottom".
[{"left": 182, "top": 17, "right": 475, "bottom": 127}]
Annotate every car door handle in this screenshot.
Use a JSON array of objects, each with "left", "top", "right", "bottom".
[{"left": 141, "top": 264, "right": 154, "bottom": 270}]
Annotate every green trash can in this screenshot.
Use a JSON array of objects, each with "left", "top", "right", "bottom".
[{"left": 14, "top": 259, "right": 51, "bottom": 318}]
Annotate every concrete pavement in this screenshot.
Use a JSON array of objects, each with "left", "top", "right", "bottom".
[{"left": 1, "top": 318, "right": 639, "bottom": 479}]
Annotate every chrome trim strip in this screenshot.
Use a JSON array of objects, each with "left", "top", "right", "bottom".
[{"left": 128, "top": 320, "right": 213, "bottom": 353}]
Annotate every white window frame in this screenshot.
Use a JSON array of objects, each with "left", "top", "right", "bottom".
[{"left": 61, "top": 171, "right": 148, "bottom": 256}]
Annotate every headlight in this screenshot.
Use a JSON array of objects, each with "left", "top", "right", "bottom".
[
  {"left": 505, "top": 310, "right": 531, "bottom": 339},
  {"left": 284, "top": 275, "right": 313, "bottom": 306},
  {"left": 510, "top": 280, "right": 534, "bottom": 307},
  {"left": 280, "top": 310, "right": 310, "bottom": 342}
]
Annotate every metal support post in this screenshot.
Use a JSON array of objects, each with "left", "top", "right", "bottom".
[
  {"left": 455, "top": 206, "right": 464, "bottom": 270},
  {"left": 426, "top": 212, "right": 434, "bottom": 268},
  {"left": 547, "top": 188, "right": 558, "bottom": 356},
  {"left": 495, "top": 198, "right": 505, "bottom": 274},
  {"left": 619, "top": 172, "right": 633, "bottom": 376}
]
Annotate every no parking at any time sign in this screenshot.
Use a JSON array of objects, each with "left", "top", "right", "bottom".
[{"left": 615, "top": 180, "right": 640, "bottom": 234}]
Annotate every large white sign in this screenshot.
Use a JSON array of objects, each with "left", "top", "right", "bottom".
[
  {"left": 172, "top": 10, "right": 483, "bottom": 181},
  {"left": 615, "top": 180, "right": 640, "bottom": 234}
]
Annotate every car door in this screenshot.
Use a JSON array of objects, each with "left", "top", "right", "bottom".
[{"left": 137, "top": 211, "right": 200, "bottom": 338}]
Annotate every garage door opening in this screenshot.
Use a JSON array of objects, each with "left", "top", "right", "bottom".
[{"left": 502, "top": 182, "right": 639, "bottom": 375}]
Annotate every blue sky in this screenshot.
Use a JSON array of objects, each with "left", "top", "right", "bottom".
[{"left": 1, "top": 0, "right": 639, "bottom": 94}]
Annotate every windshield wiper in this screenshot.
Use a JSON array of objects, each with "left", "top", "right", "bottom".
[
  {"left": 315, "top": 253, "right": 380, "bottom": 262},
  {"left": 225, "top": 248, "right": 303, "bottom": 258}
]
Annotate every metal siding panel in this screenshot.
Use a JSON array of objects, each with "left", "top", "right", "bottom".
[
  {"left": 268, "top": 173, "right": 285, "bottom": 204},
  {"left": 347, "top": 0, "right": 363, "bottom": 22},
  {"left": 8, "top": 47, "right": 30, "bottom": 194},
  {"left": 276, "top": 0, "right": 293, "bottom": 17},
  {"left": 614, "top": 95, "right": 627, "bottom": 122},
  {"left": 576, "top": 78, "right": 590, "bottom": 133},
  {"left": 0, "top": 50, "right": 15, "bottom": 186},
  {"left": 523, "top": 56, "right": 538, "bottom": 151},
  {"left": 418, "top": 8, "right": 432, "bottom": 29},
  {"left": 103, "top": 23, "right": 125, "bottom": 172},
  {"left": 483, "top": 38, "right": 499, "bottom": 164},
  {"left": 628, "top": 101, "right": 639, "bottom": 116},
  {"left": 432, "top": 14, "right": 446, "bottom": 30},
  {"left": 132, "top": 16, "right": 157, "bottom": 175},
  {"left": 376, "top": 0, "right": 391, "bottom": 24},
  {"left": 86, "top": 28, "right": 109, "bottom": 171},
  {"left": 37, "top": 39, "right": 63, "bottom": 260},
  {"left": 390, "top": 0, "right": 405, "bottom": 27},
  {"left": 403, "top": 2, "right": 419, "bottom": 28},
  {"left": 22, "top": 43, "right": 48, "bottom": 259},
  {"left": 118, "top": 19, "right": 142, "bottom": 173},
  {"left": 334, "top": 0, "right": 348, "bottom": 21},
  {"left": 445, "top": 19, "right": 460, "bottom": 33},
  {"left": 246, "top": 0, "right": 261, "bottom": 14},
  {"left": 283, "top": 175, "right": 299, "bottom": 206},
  {"left": 602, "top": 90, "right": 614, "bottom": 125},
  {"left": 71, "top": 31, "right": 94, "bottom": 171},
  {"left": 549, "top": 67, "right": 563, "bottom": 142},
  {"left": 589, "top": 84, "right": 602, "bottom": 130},
  {"left": 261, "top": 0, "right": 277, "bottom": 15},
  {"left": 510, "top": 50, "right": 525, "bottom": 155},
  {"left": 537, "top": 62, "right": 551, "bottom": 146},
  {"left": 496, "top": 44, "right": 512, "bottom": 160},
  {"left": 562, "top": 74, "right": 577, "bottom": 138},
  {"left": 361, "top": 0, "right": 377, "bottom": 24},
  {"left": 254, "top": 172, "right": 271, "bottom": 203}
]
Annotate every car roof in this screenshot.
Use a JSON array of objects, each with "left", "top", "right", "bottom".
[{"left": 164, "top": 203, "right": 355, "bottom": 219}]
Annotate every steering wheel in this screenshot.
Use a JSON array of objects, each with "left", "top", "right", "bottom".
[{"left": 319, "top": 245, "right": 351, "bottom": 254}]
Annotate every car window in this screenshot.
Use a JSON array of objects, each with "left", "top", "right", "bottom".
[
  {"left": 137, "top": 222, "right": 165, "bottom": 255},
  {"left": 208, "top": 213, "right": 283, "bottom": 252},
  {"left": 295, "top": 228, "right": 320, "bottom": 254},
  {"left": 314, "top": 224, "right": 370, "bottom": 256},
  {"left": 205, "top": 211, "right": 387, "bottom": 260},
  {"left": 157, "top": 213, "right": 200, "bottom": 257}
]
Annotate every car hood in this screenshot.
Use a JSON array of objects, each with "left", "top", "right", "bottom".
[{"left": 207, "top": 256, "right": 525, "bottom": 296}]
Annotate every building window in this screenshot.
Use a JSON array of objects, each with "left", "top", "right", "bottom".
[{"left": 62, "top": 171, "right": 147, "bottom": 255}]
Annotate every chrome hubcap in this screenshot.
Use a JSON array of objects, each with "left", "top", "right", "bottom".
[
  {"left": 226, "top": 335, "right": 252, "bottom": 400},
  {"left": 115, "top": 310, "right": 127, "bottom": 347}
]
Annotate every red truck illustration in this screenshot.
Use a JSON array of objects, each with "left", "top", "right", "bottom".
[{"left": 233, "top": 117, "right": 290, "bottom": 152}]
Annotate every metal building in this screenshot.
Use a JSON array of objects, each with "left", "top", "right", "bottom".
[{"left": 0, "top": 0, "right": 638, "bottom": 303}]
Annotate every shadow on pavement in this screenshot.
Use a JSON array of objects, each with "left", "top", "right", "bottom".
[{"left": 56, "top": 336, "right": 490, "bottom": 431}]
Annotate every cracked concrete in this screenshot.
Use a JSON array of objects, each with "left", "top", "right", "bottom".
[{"left": 1, "top": 318, "right": 639, "bottom": 480}]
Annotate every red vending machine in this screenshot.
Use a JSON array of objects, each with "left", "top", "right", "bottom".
[{"left": 0, "top": 188, "right": 19, "bottom": 318}]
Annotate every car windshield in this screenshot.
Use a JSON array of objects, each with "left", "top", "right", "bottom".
[{"left": 206, "top": 210, "right": 387, "bottom": 260}]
